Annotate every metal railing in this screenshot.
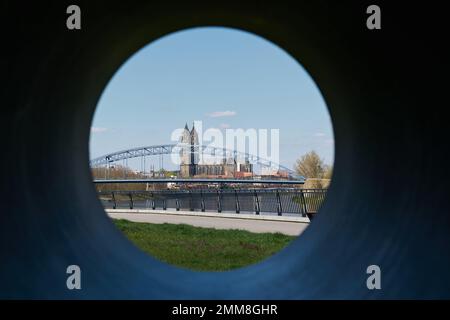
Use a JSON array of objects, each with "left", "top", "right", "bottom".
[{"left": 97, "top": 188, "right": 327, "bottom": 217}]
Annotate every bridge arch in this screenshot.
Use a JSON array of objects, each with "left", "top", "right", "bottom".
[{"left": 90, "top": 144, "right": 303, "bottom": 180}]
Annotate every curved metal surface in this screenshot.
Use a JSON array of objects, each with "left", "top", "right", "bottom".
[{"left": 1, "top": 1, "right": 449, "bottom": 299}]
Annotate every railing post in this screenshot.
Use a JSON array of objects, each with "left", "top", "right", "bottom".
[
  {"left": 129, "top": 193, "right": 133, "bottom": 210},
  {"left": 163, "top": 199, "right": 166, "bottom": 210},
  {"left": 254, "top": 190, "right": 260, "bottom": 215},
  {"left": 176, "top": 199, "right": 180, "bottom": 211},
  {"left": 200, "top": 190, "right": 205, "bottom": 212},
  {"left": 189, "top": 191, "right": 194, "bottom": 211},
  {"left": 276, "top": 189, "right": 282, "bottom": 216},
  {"left": 300, "top": 189, "right": 307, "bottom": 217},
  {"left": 235, "top": 189, "right": 240, "bottom": 214},
  {"left": 111, "top": 192, "right": 116, "bottom": 209},
  {"left": 217, "top": 190, "right": 222, "bottom": 213}
]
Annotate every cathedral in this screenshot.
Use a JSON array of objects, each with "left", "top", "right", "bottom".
[{"left": 179, "top": 123, "right": 253, "bottom": 178}]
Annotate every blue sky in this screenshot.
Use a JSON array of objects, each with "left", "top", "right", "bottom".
[{"left": 89, "top": 27, "right": 334, "bottom": 171}]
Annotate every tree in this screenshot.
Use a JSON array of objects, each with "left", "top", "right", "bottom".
[
  {"left": 294, "top": 151, "right": 330, "bottom": 189},
  {"left": 323, "top": 165, "right": 333, "bottom": 179},
  {"left": 295, "top": 151, "right": 325, "bottom": 179},
  {"left": 91, "top": 165, "right": 147, "bottom": 191}
]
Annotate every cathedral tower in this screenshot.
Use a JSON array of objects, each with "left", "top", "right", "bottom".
[{"left": 179, "top": 123, "right": 199, "bottom": 177}]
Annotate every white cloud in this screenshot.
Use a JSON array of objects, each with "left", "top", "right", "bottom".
[
  {"left": 207, "top": 110, "right": 237, "bottom": 118},
  {"left": 91, "top": 127, "right": 108, "bottom": 133},
  {"left": 220, "top": 123, "right": 231, "bottom": 129}
]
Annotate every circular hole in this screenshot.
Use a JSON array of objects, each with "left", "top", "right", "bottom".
[{"left": 89, "top": 27, "right": 334, "bottom": 272}]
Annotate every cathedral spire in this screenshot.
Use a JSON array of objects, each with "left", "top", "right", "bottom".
[{"left": 184, "top": 123, "right": 189, "bottom": 131}]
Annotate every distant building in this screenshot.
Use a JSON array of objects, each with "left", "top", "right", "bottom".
[
  {"left": 234, "top": 171, "right": 253, "bottom": 179},
  {"left": 180, "top": 123, "right": 199, "bottom": 177},
  {"left": 179, "top": 123, "right": 253, "bottom": 178}
]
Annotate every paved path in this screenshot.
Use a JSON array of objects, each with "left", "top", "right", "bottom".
[{"left": 107, "top": 210, "right": 309, "bottom": 236}]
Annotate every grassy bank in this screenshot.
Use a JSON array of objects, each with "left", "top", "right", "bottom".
[{"left": 113, "top": 219, "right": 296, "bottom": 271}]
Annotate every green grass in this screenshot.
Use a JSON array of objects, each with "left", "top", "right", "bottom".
[{"left": 113, "top": 219, "right": 296, "bottom": 271}]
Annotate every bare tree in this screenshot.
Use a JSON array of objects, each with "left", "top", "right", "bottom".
[
  {"left": 295, "top": 151, "right": 325, "bottom": 178},
  {"left": 294, "top": 151, "right": 330, "bottom": 189},
  {"left": 91, "top": 165, "right": 147, "bottom": 191},
  {"left": 323, "top": 165, "right": 333, "bottom": 179}
]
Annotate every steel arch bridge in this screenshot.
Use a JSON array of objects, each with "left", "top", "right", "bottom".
[{"left": 90, "top": 144, "right": 303, "bottom": 180}]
